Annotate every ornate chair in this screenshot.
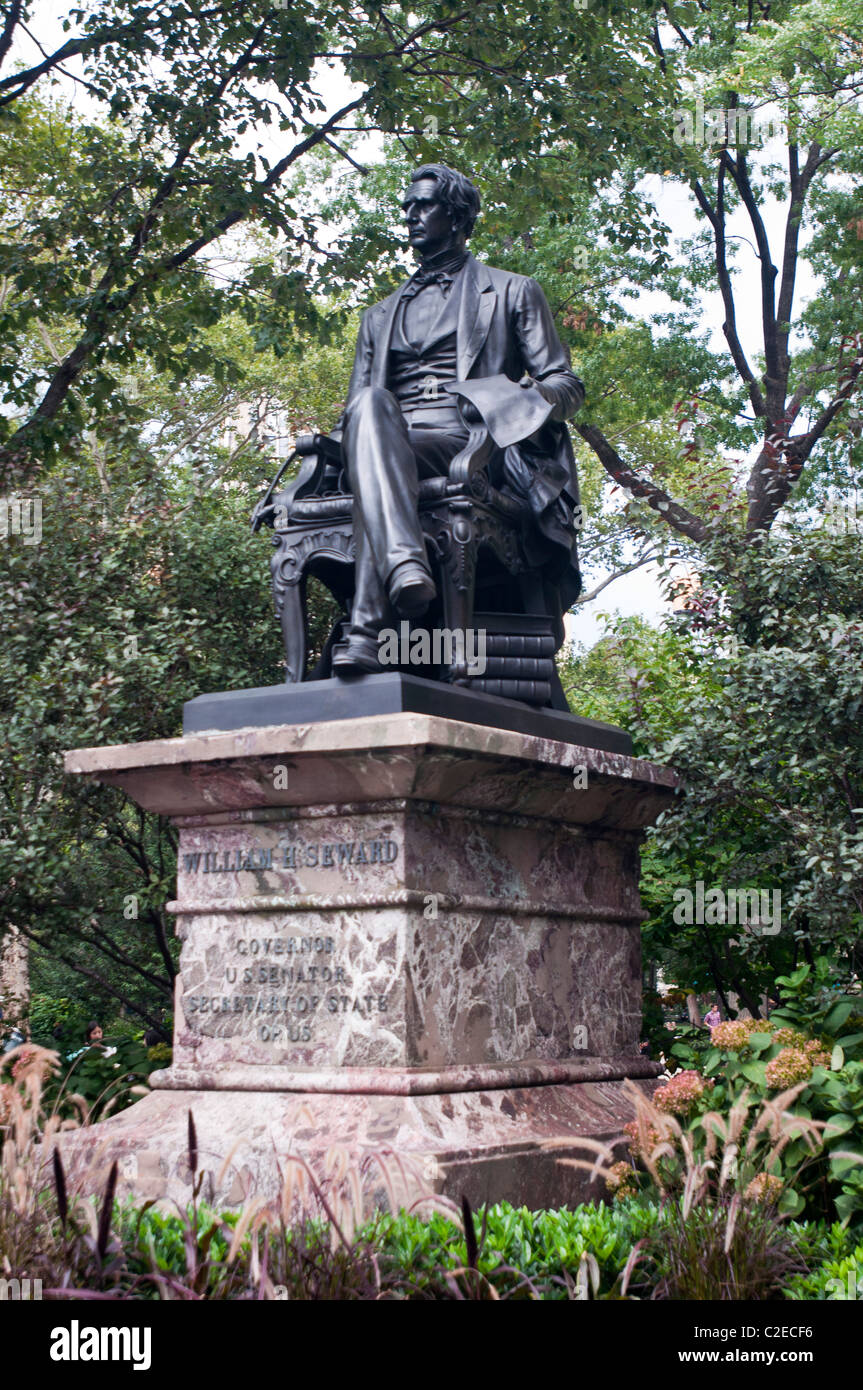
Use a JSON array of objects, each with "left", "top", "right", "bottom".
[{"left": 252, "top": 412, "right": 569, "bottom": 709}]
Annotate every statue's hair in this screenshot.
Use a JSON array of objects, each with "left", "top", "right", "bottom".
[{"left": 408, "top": 164, "right": 481, "bottom": 238}]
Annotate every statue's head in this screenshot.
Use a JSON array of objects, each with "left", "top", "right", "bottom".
[{"left": 402, "top": 164, "right": 481, "bottom": 258}]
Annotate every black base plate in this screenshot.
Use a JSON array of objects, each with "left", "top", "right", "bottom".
[{"left": 182, "top": 673, "right": 632, "bottom": 754}]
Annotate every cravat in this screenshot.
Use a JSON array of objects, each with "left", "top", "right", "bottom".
[
  {"left": 401, "top": 267, "right": 456, "bottom": 301},
  {"left": 400, "top": 249, "right": 469, "bottom": 301}
]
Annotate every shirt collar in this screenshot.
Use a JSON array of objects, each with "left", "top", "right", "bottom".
[{"left": 413, "top": 246, "right": 470, "bottom": 276}]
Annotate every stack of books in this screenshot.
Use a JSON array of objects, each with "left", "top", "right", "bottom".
[{"left": 462, "top": 614, "right": 556, "bottom": 705}]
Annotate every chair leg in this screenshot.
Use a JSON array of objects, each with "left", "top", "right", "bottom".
[
  {"left": 279, "top": 576, "right": 307, "bottom": 684},
  {"left": 439, "top": 524, "right": 477, "bottom": 684}
]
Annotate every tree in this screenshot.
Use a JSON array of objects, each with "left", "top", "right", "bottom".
[
  {"left": 575, "top": 0, "right": 863, "bottom": 542},
  {"left": 0, "top": 122, "right": 357, "bottom": 1019},
  {"left": 0, "top": 469, "right": 285, "bottom": 1028},
  {"left": 308, "top": 1, "right": 863, "bottom": 584},
  {"left": 563, "top": 524, "right": 863, "bottom": 1014},
  {"left": 0, "top": 0, "right": 670, "bottom": 486}
]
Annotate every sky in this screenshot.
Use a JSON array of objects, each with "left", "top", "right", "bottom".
[{"left": 7, "top": 5, "right": 819, "bottom": 651}]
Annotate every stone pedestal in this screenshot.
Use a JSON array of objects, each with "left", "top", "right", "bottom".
[{"left": 62, "top": 708, "right": 676, "bottom": 1212}]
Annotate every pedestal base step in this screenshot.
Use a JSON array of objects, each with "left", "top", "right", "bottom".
[
  {"left": 58, "top": 1077, "right": 656, "bottom": 1214},
  {"left": 182, "top": 672, "right": 633, "bottom": 753}
]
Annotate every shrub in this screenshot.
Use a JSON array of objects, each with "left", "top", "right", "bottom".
[
  {"left": 653, "top": 1069, "right": 714, "bottom": 1118},
  {"left": 45, "top": 1036, "right": 159, "bottom": 1122},
  {"left": 784, "top": 1223, "right": 863, "bottom": 1300},
  {"left": 666, "top": 962, "right": 863, "bottom": 1224},
  {"left": 371, "top": 1198, "right": 663, "bottom": 1299},
  {"left": 0, "top": 1035, "right": 848, "bottom": 1300}
]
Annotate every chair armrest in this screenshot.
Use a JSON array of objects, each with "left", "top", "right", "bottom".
[
  {"left": 251, "top": 434, "right": 344, "bottom": 531},
  {"left": 296, "top": 432, "right": 343, "bottom": 464}
]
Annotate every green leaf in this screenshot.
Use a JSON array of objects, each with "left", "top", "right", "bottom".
[
  {"left": 778, "top": 1188, "right": 805, "bottom": 1217},
  {"left": 823, "top": 1114, "right": 856, "bottom": 1141},
  {"left": 835, "top": 1194, "right": 863, "bottom": 1224},
  {"left": 824, "top": 1001, "right": 855, "bottom": 1034},
  {"left": 830, "top": 1154, "right": 863, "bottom": 1179}
]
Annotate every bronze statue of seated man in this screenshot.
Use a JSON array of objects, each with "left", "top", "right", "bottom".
[{"left": 320, "top": 163, "right": 585, "bottom": 673}]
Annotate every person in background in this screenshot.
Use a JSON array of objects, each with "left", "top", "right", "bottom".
[
  {"left": 704, "top": 1003, "right": 721, "bottom": 1029},
  {"left": 80, "top": 1023, "right": 116, "bottom": 1050},
  {"left": 2, "top": 1022, "right": 28, "bottom": 1054}
]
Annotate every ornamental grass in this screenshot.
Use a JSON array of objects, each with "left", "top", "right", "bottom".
[{"left": 549, "top": 1077, "right": 834, "bottom": 1300}]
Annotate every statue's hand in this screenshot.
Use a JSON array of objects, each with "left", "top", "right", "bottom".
[
  {"left": 460, "top": 400, "right": 484, "bottom": 426},
  {"left": 520, "top": 373, "right": 554, "bottom": 403}
]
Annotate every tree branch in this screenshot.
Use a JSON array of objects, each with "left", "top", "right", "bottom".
[
  {"left": 0, "top": 0, "right": 22, "bottom": 70},
  {"left": 721, "top": 151, "right": 779, "bottom": 395},
  {"left": 11, "top": 921, "right": 170, "bottom": 1029},
  {"left": 746, "top": 334, "right": 863, "bottom": 530},
  {"left": 0, "top": 2, "right": 231, "bottom": 103},
  {"left": 790, "top": 334, "right": 863, "bottom": 462},
  {"left": 576, "top": 421, "right": 709, "bottom": 543},
  {"left": 575, "top": 547, "right": 661, "bottom": 606},
  {"left": 775, "top": 142, "right": 831, "bottom": 384},
  {"left": 692, "top": 169, "right": 767, "bottom": 419},
  {"left": 0, "top": 93, "right": 367, "bottom": 483},
  {"left": 145, "top": 905, "right": 178, "bottom": 985}
]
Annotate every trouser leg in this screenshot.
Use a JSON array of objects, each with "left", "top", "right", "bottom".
[
  {"left": 348, "top": 503, "right": 390, "bottom": 644},
  {"left": 341, "top": 386, "right": 431, "bottom": 594}
]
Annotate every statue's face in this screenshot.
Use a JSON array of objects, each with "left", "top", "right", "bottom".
[{"left": 402, "top": 178, "right": 458, "bottom": 257}]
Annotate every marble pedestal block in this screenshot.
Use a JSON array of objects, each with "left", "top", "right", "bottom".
[{"left": 62, "top": 711, "right": 677, "bottom": 1212}]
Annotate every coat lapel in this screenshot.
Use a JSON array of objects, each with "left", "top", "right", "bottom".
[
  {"left": 457, "top": 254, "right": 495, "bottom": 379},
  {"left": 371, "top": 290, "right": 403, "bottom": 387}
]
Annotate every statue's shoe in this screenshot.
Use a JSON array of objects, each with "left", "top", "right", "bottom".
[
  {"left": 388, "top": 561, "right": 436, "bottom": 617},
  {"left": 331, "top": 635, "right": 382, "bottom": 674}
]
